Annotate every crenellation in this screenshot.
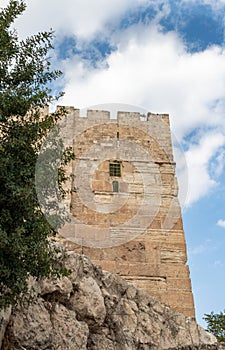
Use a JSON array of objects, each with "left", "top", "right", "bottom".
[
  {"left": 56, "top": 105, "right": 79, "bottom": 116},
  {"left": 117, "top": 111, "right": 142, "bottom": 122},
  {"left": 87, "top": 109, "right": 110, "bottom": 120},
  {"left": 58, "top": 106, "right": 170, "bottom": 124}
]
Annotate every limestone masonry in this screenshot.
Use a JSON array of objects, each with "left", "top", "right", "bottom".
[{"left": 56, "top": 106, "right": 195, "bottom": 317}]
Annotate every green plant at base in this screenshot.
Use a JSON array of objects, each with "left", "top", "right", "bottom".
[{"left": 203, "top": 310, "right": 225, "bottom": 342}]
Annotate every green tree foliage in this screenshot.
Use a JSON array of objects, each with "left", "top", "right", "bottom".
[
  {"left": 203, "top": 311, "right": 225, "bottom": 342},
  {"left": 0, "top": 1, "right": 74, "bottom": 308}
]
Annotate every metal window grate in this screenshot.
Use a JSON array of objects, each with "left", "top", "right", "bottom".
[{"left": 109, "top": 163, "right": 121, "bottom": 177}]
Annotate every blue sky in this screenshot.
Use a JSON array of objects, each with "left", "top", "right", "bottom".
[{"left": 4, "top": 0, "right": 225, "bottom": 326}]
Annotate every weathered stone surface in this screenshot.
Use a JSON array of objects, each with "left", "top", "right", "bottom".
[
  {"left": 0, "top": 307, "right": 11, "bottom": 349},
  {"left": 70, "top": 276, "right": 106, "bottom": 325},
  {"left": 5, "top": 300, "right": 52, "bottom": 349},
  {"left": 58, "top": 108, "right": 195, "bottom": 317},
  {"left": 40, "top": 276, "right": 73, "bottom": 299},
  {"left": 51, "top": 303, "right": 89, "bottom": 350},
  {"left": 1, "top": 250, "right": 221, "bottom": 350}
]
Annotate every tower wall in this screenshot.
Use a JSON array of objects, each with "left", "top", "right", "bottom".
[{"left": 57, "top": 106, "right": 195, "bottom": 317}]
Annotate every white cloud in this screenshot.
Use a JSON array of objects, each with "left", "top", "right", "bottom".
[
  {"left": 217, "top": 219, "right": 225, "bottom": 228},
  {"left": 189, "top": 244, "right": 207, "bottom": 256},
  {"left": 184, "top": 133, "right": 225, "bottom": 206},
  {"left": 188, "top": 239, "right": 214, "bottom": 256},
  {"left": 181, "top": 0, "right": 225, "bottom": 7},
  {"left": 172, "top": 142, "right": 189, "bottom": 208},
  {"left": 4, "top": 0, "right": 149, "bottom": 40},
  {"left": 211, "top": 151, "right": 225, "bottom": 177},
  {"left": 60, "top": 25, "right": 225, "bottom": 139},
  {"left": 178, "top": 0, "right": 225, "bottom": 12},
  {"left": 214, "top": 260, "right": 224, "bottom": 267}
]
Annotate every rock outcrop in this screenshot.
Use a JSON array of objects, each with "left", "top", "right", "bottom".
[{"left": 1, "top": 249, "right": 224, "bottom": 349}]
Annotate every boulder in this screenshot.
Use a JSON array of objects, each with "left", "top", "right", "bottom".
[{"left": 1, "top": 251, "right": 222, "bottom": 350}]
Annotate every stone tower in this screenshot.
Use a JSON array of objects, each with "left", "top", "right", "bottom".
[{"left": 57, "top": 107, "right": 195, "bottom": 317}]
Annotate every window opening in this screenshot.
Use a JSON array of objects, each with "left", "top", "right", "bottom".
[
  {"left": 116, "top": 131, "right": 120, "bottom": 148},
  {"left": 109, "top": 162, "right": 121, "bottom": 177},
  {"left": 112, "top": 180, "right": 119, "bottom": 192}
]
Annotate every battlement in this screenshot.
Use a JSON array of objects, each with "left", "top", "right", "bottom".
[
  {"left": 50, "top": 105, "right": 173, "bottom": 162},
  {"left": 54, "top": 105, "right": 170, "bottom": 125}
]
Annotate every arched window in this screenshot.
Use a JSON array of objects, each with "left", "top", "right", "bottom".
[{"left": 112, "top": 180, "right": 119, "bottom": 193}]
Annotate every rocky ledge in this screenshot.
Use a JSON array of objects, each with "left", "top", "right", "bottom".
[{"left": 0, "top": 249, "right": 224, "bottom": 350}]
